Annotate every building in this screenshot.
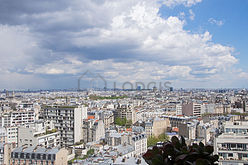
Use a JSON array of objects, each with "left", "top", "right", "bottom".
[
  {"left": 0, "top": 143, "right": 16, "bottom": 165},
  {"left": 43, "top": 105, "right": 83, "bottom": 147},
  {"left": 105, "top": 130, "right": 132, "bottom": 146},
  {"left": 0, "top": 127, "right": 18, "bottom": 144},
  {"left": 82, "top": 106, "right": 88, "bottom": 120},
  {"left": 201, "top": 103, "right": 215, "bottom": 114},
  {"left": 176, "top": 104, "right": 182, "bottom": 116},
  {"left": 178, "top": 122, "right": 196, "bottom": 142},
  {"left": 82, "top": 119, "right": 105, "bottom": 143},
  {"left": 164, "top": 115, "right": 194, "bottom": 128},
  {"left": 196, "top": 122, "right": 212, "bottom": 145},
  {"left": 0, "top": 110, "right": 35, "bottom": 127},
  {"left": 10, "top": 146, "right": 68, "bottom": 165},
  {"left": 18, "top": 127, "right": 60, "bottom": 148},
  {"left": 99, "top": 111, "right": 114, "bottom": 129},
  {"left": 105, "top": 130, "right": 147, "bottom": 156},
  {"left": 114, "top": 104, "right": 137, "bottom": 124},
  {"left": 214, "top": 120, "right": 248, "bottom": 165},
  {"left": 182, "top": 103, "right": 202, "bottom": 117},
  {"left": 145, "top": 118, "right": 170, "bottom": 137},
  {"left": 131, "top": 134, "right": 147, "bottom": 156}
]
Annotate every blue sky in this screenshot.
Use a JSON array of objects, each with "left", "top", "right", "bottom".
[
  {"left": 0, "top": 0, "right": 247, "bottom": 89},
  {"left": 160, "top": 0, "right": 248, "bottom": 70}
]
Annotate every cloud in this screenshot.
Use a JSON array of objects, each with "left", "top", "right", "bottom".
[
  {"left": 0, "top": 0, "right": 246, "bottom": 89},
  {"left": 189, "top": 9, "right": 195, "bottom": 20},
  {"left": 162, "top": 0, "right": 202, "bottom": 7},
  {"left": 239, "top": 72, "right": 248, "bottom": 79},
  {"left": 208, "top": 18, "right": 224, "bottom": 26}
]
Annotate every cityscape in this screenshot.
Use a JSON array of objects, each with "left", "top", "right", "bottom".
[
  {"left": 0, "top": 0, "right": 248, "bottom": 165},
  {"left": 0, "top": 88, "right": 248, "bottom": 164}
]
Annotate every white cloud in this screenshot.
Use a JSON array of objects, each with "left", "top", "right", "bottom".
[
  {"left": 208, "top": 18, "right": 224, "bottom": 26},
  {"left": 239, "top": 72, "right": 248, "bottom": 79},
  {"left": 0, "top": 0, "right": 246, "bottom": 89},
  {"left": 162, "top": 0, "right": 202, "bottom": 7},
  {"left": 189, "top": 9, "right": 195, "bottom": 20}
]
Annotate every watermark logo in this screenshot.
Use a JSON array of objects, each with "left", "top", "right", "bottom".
[
  {"left": 78, "top": 70, "right": 107, "bottom": 91},
  {"left": 77, "top": 71, "right": 172, "bottom": 91}
]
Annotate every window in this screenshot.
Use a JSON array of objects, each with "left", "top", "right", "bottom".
[
  {"left": 31, "top": 153, "right": 35, "bottom": 159},
  {"left": 243, "top": 154, "right": 248, "bottom": 158},
  {"left": 26, "top": 153, "right": 30, "bottom": 159},
  {"left": 14, "top": 153, "right": 18, "bottom": 158},
  {"left": 228, "top": 153, "right": 233, "bottom": 157}
]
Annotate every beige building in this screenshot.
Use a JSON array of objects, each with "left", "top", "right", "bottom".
[
  {"left": 0, "top": 143, "right": 16, "bottom": 165},
  {"left": 10, "top": 146, "right": 68, "bottom": 165},
  {"left": 145, "top": 118, "right": 170, "bottom": 137},
  {"left": 99, "top": 111, "right": 114, "bottom": 129},
  {"left": 0, "top": 127, "right": 18, "bottom": 145}
]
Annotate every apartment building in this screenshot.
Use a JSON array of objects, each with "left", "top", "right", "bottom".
[
  {"left": 164, "top": 115, "right": 194, "bottom": 128},
  {"left": 214, "top": 120, "right": 248, "bottom": 165},
  {"left": 10, "top": 146, "right": 68, "bottom": 165},
  {"left": 0, "top": 143, "right": 16, "bottom": 165},
  {"left": 18, "top": 127, "right": 60, "bottom": 148},
  {"left": 176, "top": 104, "right": 182, "bottom": 116},
  {"left": 43, "top": 105, "right": 83, "bottom": 147},
  {"left": 105, "top": 131, "right": 147, "bottom": 156},
  {"left": 178, "top": 122, "right": 197, "bottom": 142},
  {"left": 197, "top": 122, "right": 212, "bottom": 145},
  {"left": 145, "top": 118, "right": 170, "bottom": 137},
  {"left": 0, "top": 126, "right": 18, "bottom": 144},
  {"left": 114, "top": 104, "right": 137, "bottom": 124},
  {"left": 182, "top": 103, "right": 202, "bottom": 117},
  {"left": 0, "top": 110, "right": 35, "bottom": 127},
  {"left": 131, "top": 134, "right": 147, "bottom": 156},
  {"left": 99, "top": 111, "right": 114, "bottom": 129},
  {"left": 82, "top": 119, "right": 105, "bottom": 143}
]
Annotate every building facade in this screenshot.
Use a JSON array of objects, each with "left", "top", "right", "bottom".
[
  {"left": 43, "top": 105, "right": 83, "bottom": 147},
  {"left": 10, "top": 146, "right": 68, "bottom": 165}
]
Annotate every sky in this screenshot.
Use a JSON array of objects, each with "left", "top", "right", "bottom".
[{"left": 0, "top": 0, "right": 247, "bottom": 90}]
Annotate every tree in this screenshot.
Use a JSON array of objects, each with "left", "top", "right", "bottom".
[
  {"left": 147, "top": 134, "right": 169, "bottom": 147},
  {"left": 114, "top": 117, "right": 122, "bottom": 126},
  {"left": 114, "top": 117, "right": 130, "bottom": 127},
  {"left": 147, "top": 135, "right": 158, "bottom": 147}
]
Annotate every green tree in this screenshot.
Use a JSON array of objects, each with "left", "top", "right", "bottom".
[
  {"left": 147, "top": 134, "right": 169, "bottom": 147},
  {"left": 147, "top": 135, "right": 158, "bottom": 147},
  {"left": 114, "top": 117, "right": 130, "bottom": 127}
]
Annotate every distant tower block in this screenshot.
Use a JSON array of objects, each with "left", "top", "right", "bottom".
[
  {"left": 66, "top": 97, "right": 70, "bottom": 105},
  {"left": 6, "top": 90, "right": 9, "bottom": 97}
]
